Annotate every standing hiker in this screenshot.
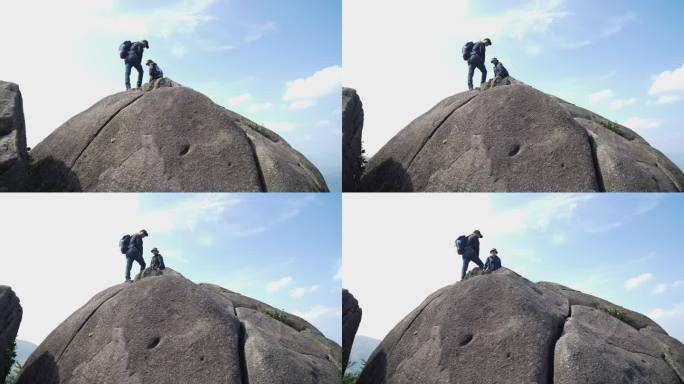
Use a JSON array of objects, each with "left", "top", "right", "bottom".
[
  {"left": 463, "top": 38, "right": 492, "bottom": 90},
  {"left": 490, "top": 58, "right": 509, "bottom": 80},
  {"left": 150, "top": 247, "right": 166, "bottom": 271},
  {"left": 124, "top": 229, "right": 148, "bottom": 282},
  {"left": 146, "top": 59, "right": 164, "bottom": 81},
  {"left": 119, "top": 39, "right": 149, "bottom": 90},
  {"left": 455, "top": 230, "right": 485, "bottom": 280},
  {"left": 484, "top": 248, "right": 502, "bottom": 273}
]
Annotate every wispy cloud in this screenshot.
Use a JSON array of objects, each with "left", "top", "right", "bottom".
[
  {"left": 609, "top": 98, "right": 636, "bottom": 111},
  {"left": 264, "top": 121, "right": 298, "bottom": 133},
  {"left": 622, "top": 117, "right": 664, "bottom": 130},
  {"left": 647, "top": 302, "right": 684, "bottom": 321},
  {"left": 653, "top": 280, "right": 683, "bottom": 295},
  {"left": 656, "top": 95, "right": 682, "bottom": 105},
  {"left": 266, "top": 276, "right": 293, "bottom": 293},
  {"left": 600, "top": 11, "right": 638, "bottom": 38},
  {"left": 625, "top": 272, "right": 654, "bottom": 289},
  {"left": 291, "top": 285, "right": 319, "bottom": 299},
  {"left": 227, "top": 93, "right": 253, "bottom": 107},
  {"left": 588, "top": 89, "right": 614, "bottom": 103},
  {"left": 140, "top": 195, "right": 241, "bottom": 235},
  {"left": 243, "top": 21, "right": 276, "bottom": 43}
]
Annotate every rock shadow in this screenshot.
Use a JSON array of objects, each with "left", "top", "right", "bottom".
[
  {"left": 358, "top": 159, "right": 414, "bottom": 192},
  {"left": 16, "top": 352, "right": 60, "bottom": 384},
  {"left": 25, "top": 157, "right": 82, "bottom": 192},
  {"left": 357, "top": 350, "right": 388, "bottom": 384}
]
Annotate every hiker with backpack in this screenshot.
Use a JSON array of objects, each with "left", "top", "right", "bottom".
[
  {"left": 120, "top": 229, "right": 148, "bottom": 283},
  {"left": 462, "top": 38, "right": 492, "bottom": 90},
  {"left": 483, "top": 248, "right": 502, "bottom": 273},
  {"left": 150, "top": 247, "right": 166, "bottom": 271},
  {"left": 146, "top": 60, "right": 164, "bottom": 81},
  {"left": 119, "top": 40, "right": 149, "bottom": 90},
  {"left": 490, "top": 58, "right": 509, "bottom": 80},
  {"left": 455, "top": 230, "right": 485, "bottom": 280}
]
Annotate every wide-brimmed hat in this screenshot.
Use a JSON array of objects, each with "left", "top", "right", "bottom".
[
  {"left": 483, "top": 38, "right": 492, "bottom": 44},
  {"left": 140, "top": 229, "right": 149, "bottom": 236},
  {"left": 145, "top": 59, "right": 155, "bottom": 65},
  {"left": 151, "top": 247, "right": 159, "bottom": 253},
  {"left": 142, "top": 40, "right": 149, "bottom": 48},
  {"left": 490, "top": 57, "right": 499, "bottom": 64},
  {"left": 473, "top": 230, "right": 483, "bottom": 238},
  {"left": 490, "top": 248, "right": 498, "bottom": 254}
]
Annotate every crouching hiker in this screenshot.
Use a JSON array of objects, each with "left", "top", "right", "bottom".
[
  {"left": 455, "top": 230, "right": 485, "bottom": 280},
  {"left": 146, "top": 60, "right": 164, "bottom": 81},
  {"left": 150, "top": 247, "right": 166, "bottom": 270},
  {"left": 119, "top": 229, "right": 148, "bottom": 282},
  {"left": 490, "top": 58, "right": 509, "bottom": 80},
  {"left": 484, "top": 248, "right": 502, "bottom": 273}
]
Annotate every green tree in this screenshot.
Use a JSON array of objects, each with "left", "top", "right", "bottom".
[
  {"left": 5, "top": 361, "right": 23, "bottom": 384},
  {"left": 3, "top": 340, "right": 17, "bottom": 383}
]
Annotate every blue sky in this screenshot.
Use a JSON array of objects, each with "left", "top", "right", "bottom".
[
  {"left": 344, "top": 0, "right": 684, "bottom": 172},
  {"left": 0, "top": 193, "right": 341, "bottom": 345},
  {"left": 344, "top": 193, "right": 684, "bottom": 343},
  {"left": 0, "top": 0, "right": 342, "bottom": 190}
]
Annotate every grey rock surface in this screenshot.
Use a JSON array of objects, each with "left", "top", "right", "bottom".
[
  {"left": 358, "top": 267, "right": 684, "bottom": 384},
  {"left": 0, "top": 81, "right": 28, "bottom": 191},
  {"left": 360, "top": 79, "right": 684, "bottom": 192},
  {"left": 0, "top": 286, "right": 22, "bottom": 381},
  {"left": 17, "top": 269, "right": 340, "bottom": 384},
  {"left": 25, "top": 80, "right": 327, "bottom": 192},
  {"left": 342, "top": 288, "right": 362, "bottom": 373},
  {"left": 342, "top": 88, "right": 364, "bottom": 192}
]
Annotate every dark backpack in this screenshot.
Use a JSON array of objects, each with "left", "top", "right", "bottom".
[
  {"left": 119, "top": 234, "right": 131, "bottom": 254},
  {"left": 455, "top": 235, "right": 468, "bottom": 254},
  {"left": 462, "top": 42, "right": 474, "bottom": 61},
  {"left": 119, "top": 41, "right": 132, "bottom": 59}
]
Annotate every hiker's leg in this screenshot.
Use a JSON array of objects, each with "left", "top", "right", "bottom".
[
  {"left": 473, "top": 255, "right": 485, "bottom": 270},
  {"left": 135, "top": 253, "right": 146, "bottom": 274},
  {"left": 467, "top": 64, "right": 475, "bottom": 90},
  {"left": 125, "top": 62, "right": 132, "bottom": 90},
  {"left": 125, "top": 256, "right": 133, "bottom": 280},
  {"left": 134, "top": 62, "right": 144, "bottom": 88},
  {"left": 478, "top": 62, "right": 487, "bottom": 86},
  {"left": 461, "top": 257, "right": 470, "bottom": 280}
]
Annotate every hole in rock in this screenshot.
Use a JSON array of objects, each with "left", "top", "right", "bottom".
[
  {"left": 180, "top": 144, "right": 190, "bottom": 156},
  {"left": 200, "top": 356, "right": 205, "bottom": 362},
  {"left": 146, "top": 337, "right": 160, "bottom": 349},
  {"left": 506, "top": 352, "right": 511, "bottom": 358},
  {"left": 508, "top": 144, "right": 521, "bottom": 157},
  {"left": 458, "top": 334, "right": 473, "bottom": 347}
]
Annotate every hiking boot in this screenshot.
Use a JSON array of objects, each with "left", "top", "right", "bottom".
[{"left": 125, "top": 279, "right": 133, "bottom": 283}]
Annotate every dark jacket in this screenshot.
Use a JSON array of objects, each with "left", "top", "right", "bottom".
[
  {"left": 493, "top": 62, "right": 509, "bottom": 79},
  {"left": 484, "top": 255, "right": 501, "bottom": 272},
  {"left": 150, "top": 254, "right": 165, "bottom": 270},
  {"left": 471, "top": 41, "right": 487, "bottom": 62},
  {"left": 128, "top": 233, "right": 144, "bottom": 255},
  {"left": 127, "top": 42, "right": 145, "bottom": 63},
  {"left": 149, "top": 63, "right": 163, "bottom": 80},
  {"left": 466, "top": 233, "right": 480, "bottom": 257}
]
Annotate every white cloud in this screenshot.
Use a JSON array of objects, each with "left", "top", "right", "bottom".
[
  {"left": 243, "top": 21, "right": 276, "bottom": 43},
  {"left": 266, "top": 276, "right": 294, "bottom": 293},
  {"left": 140, "top": 194, "right": 241, "bottom": 234},
  {"left": 622, "top": 117, "right": 663, "bottom": 130},
  {"left": 283, "top": 65, "right": 342, "bottom": 108},
  {"left": 649, "top": 64, "right": 684, "bottom": 95},
  {"left": 285, "top": 100, "right": 317, "bottom": 110},
  {"left": 264, "top": 121, "right": 298, "bottom": 133},
  {"left": 227, "top": 93, "right": 253, "bottom": 107},
  {"left": 656, "top": 95, "right": 682, "bottom": 105},
  {"left": 294, "top": 305, "right": 341, "bottom": 321},
  {"left": 625, "top": 273, "right": 654, "bottom": 289},
  {"left": 291, "top": 285, "right": 319, "bottom": 299},
  {"left": 609, "top": 98, "right": 636, "bottom": 110},
  {"left": 334, "top": 264, "right": 342, "bottom": 281},
  {"left": 653, "top": 280, "right": 683, "bottom": 294},
  {"left": 248, "top": 102, "right": 273, "bottom": 113},
  {"left": 232, "top": 226, "right": 267, "bottom": 237},
  {"left": 600, "top": 12, "right": 637, "bottom": 37},
  {"left": 586, "top": 221, "right": 624, "bottom": 233},
  {"left": 588, "top": 89, "right": 614, "bottom": 103}
]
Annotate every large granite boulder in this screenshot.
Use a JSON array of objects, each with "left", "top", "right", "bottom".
[
  {"left": 0, "top": 81, "right": 28, "bottom": 191},
  {"left": 358, "top": 268, "right": 684, "bottom": 384},
  {"left": 0, "top": 286, "right": 22, "bottom": 382},
  {"left": 17, "top": 269, "right": 341, "bottom": 384},
  {"left": 359, "top": 79, "right": 684, "bottom": 192},
  {"left": 342, "top": 88, "right": 364, "bottom": 192},
  {"left": 342, "top": 289, "right": 362, "bottom": 373},
  {"left": 26, "top": 80, "right": 327, "bottom": 192}
]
